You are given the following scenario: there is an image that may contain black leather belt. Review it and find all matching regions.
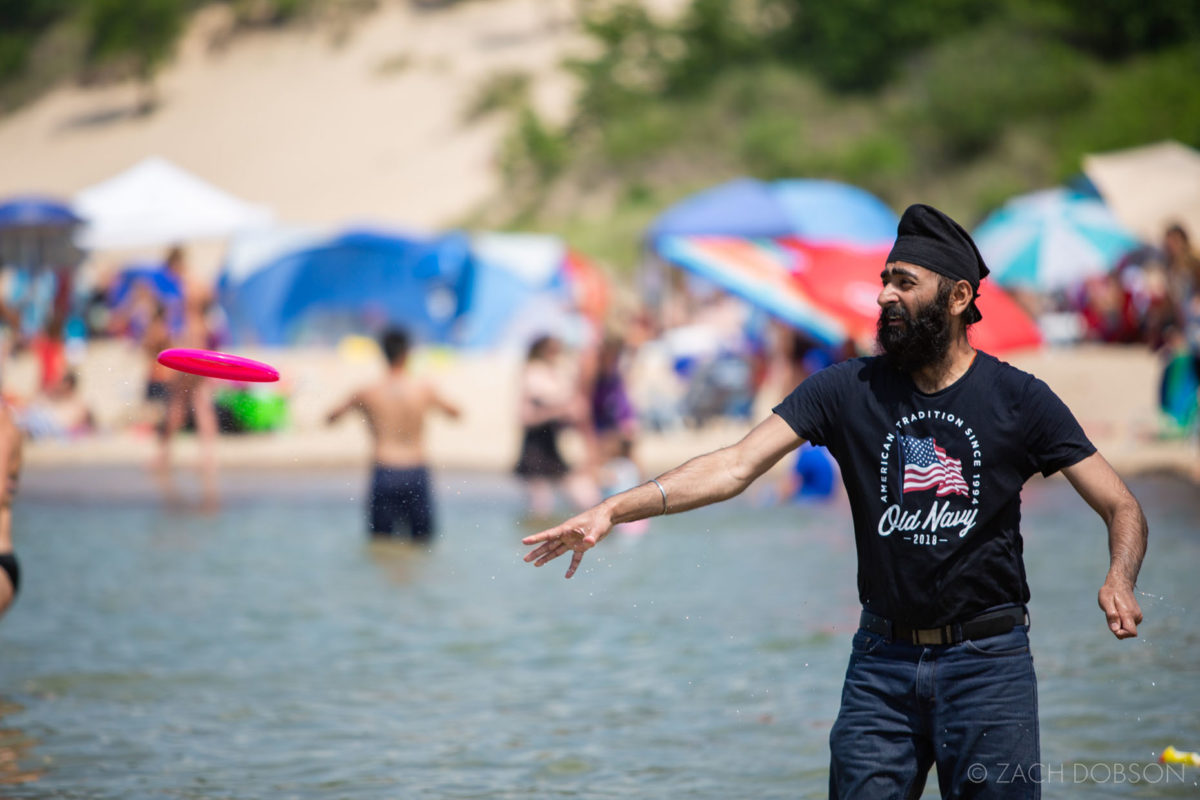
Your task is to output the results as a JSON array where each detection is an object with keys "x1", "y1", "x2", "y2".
[{"x1": 859, "y1": 605, "x2": 1029, "y2": 646}]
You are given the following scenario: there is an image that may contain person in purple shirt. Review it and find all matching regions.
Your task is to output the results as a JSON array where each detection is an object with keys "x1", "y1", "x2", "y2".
[{"x1": 590, "y1": 335, "x2": 637, "y2": 457}]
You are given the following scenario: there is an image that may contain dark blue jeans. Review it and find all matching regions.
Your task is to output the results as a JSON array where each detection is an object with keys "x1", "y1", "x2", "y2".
[{"x1": 828, "y1": 623, "x2": 1039, "y2": 799}]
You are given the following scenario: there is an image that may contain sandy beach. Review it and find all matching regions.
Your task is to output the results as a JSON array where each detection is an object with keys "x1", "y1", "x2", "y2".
[{"x1": 8, "y1": 338, "x2": 1196, "y2": 482}]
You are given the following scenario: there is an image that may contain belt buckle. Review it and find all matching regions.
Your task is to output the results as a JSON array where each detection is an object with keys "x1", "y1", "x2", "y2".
[{"x1": 913, "y1": 627, "x2": 945, "y2": 646}]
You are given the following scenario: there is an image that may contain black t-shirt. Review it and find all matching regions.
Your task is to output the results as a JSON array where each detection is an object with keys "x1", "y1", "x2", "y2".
[{"x1": 773, "y1": 352, "x2": 1096, "y2": 626}]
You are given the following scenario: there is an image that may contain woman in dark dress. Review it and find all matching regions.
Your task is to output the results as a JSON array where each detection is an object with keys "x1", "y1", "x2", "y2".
[{"x1": 514, "y1": 335, "x2": 595, "y2": 517}]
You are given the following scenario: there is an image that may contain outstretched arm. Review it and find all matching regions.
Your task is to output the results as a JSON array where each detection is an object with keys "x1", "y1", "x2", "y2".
[
  {"x1": 1062, "y1": 452, "x2": 1148, "y2": 639},
  {"x1": 326, "y1": 393, "x2": 361, "y2": 426},
  {"x1": 428, "y1": 384, "x2": 462, "y2": 420},
  {"x1": 522, "y1": 413, "x2": 803, "y2": 577}
]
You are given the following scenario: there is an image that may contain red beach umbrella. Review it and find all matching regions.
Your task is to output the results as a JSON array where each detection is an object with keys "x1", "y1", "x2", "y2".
[{"x1": 781, "y1": 240, "x2": 1041, "y2": 354}]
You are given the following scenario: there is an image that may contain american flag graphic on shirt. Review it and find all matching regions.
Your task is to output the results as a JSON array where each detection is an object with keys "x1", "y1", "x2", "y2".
[{"x1": 900, "y1": 435, "x2": 969, "y2": 497}]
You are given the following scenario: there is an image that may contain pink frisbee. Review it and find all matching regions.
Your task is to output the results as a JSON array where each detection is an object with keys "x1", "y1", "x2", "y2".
[{"x1": 157, "y1": 348, "x2": 280, "y2": 382}]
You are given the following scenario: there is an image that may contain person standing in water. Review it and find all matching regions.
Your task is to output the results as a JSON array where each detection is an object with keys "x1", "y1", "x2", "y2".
[
  {"x1": 327, "y1": 328, "x2": 461, "y2": 541},
  {"x1": 155, "y1": 291, "x2": 221, "y2": 511},
  {"x1": 521, "y1": 204, "x2": 1148, "y2": 798},
  {"x1": 0, "y1": 404, "x2": 23, "y2": 619},
  {"x1": 513, "y1": 334, "x2": 597, "y2": 518}
]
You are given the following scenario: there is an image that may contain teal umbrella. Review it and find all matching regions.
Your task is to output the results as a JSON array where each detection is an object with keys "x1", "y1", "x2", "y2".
[{"x1": 973, "y1": 188, "x2": 1141, "y2": 291}]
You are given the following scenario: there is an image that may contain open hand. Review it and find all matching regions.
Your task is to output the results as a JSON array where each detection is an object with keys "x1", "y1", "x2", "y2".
[{"x1": 521, "y1": 506, "x2": 613, "y2": 578}]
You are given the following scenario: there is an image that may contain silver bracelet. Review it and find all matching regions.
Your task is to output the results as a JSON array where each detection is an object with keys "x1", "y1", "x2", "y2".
[{"x1": 650, "y1": 478, "x2": 668, "y2": 516}]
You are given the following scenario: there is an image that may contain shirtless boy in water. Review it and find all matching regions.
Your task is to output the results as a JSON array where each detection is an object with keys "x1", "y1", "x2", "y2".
[{"x1": 327, "y1": 328, "x2": 461, "y2": 541}]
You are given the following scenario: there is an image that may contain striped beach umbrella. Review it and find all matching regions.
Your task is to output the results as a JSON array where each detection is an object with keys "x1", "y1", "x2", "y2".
[
  {"x1": 972, "y1": 188, "x2": 1141, "y2": 291},
  {"x1": 782, "y1": 241, "x2": 1042, "y2": 354},
  {"x1": 655, "y1": 235, "x2": 847, "y2": 345}
]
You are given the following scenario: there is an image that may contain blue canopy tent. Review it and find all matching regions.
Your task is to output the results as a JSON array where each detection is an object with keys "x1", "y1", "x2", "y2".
[
  {"x1": 108, "y1": 263, "x2": 183, "y2": 307},
  {"x1": 219, "y1": 228, "x2": 475, "y2": 346},
  {"x1": 454, "y1": 232, "x2": 582, "y2": 350},
  {"x1": 105, "y1": 260, "x2": 186, "y2": 336}
]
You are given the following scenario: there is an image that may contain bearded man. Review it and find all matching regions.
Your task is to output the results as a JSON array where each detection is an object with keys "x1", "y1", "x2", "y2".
[{"x1": 520, "y1": 203, "x2": 1148, "y2": 799}]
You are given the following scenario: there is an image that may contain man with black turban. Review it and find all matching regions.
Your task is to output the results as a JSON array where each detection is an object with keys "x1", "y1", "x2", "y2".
[{"x1": 520, "y1": 203, "x2": 1148, "y2": 798}]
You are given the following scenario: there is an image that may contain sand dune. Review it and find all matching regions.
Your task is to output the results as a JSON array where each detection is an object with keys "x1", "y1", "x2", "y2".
[{"x1": 0, "y1": 0, "x2": 589, "y2": 241}]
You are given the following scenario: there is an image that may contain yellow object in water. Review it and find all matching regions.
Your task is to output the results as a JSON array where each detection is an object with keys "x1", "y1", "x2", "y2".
[{"x1": 1159, "y1": 745, "x2": 1200, "y2": 765}]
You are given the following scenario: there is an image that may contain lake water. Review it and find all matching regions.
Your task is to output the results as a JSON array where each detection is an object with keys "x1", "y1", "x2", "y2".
[{"x1": 1, "y1": 466, "x2": 1197, "y2": 798}]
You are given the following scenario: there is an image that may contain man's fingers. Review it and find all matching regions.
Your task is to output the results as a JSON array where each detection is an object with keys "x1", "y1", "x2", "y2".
[
  {"x1": 1116, "y1": 598, "x2": 1142, "y2": 639},
  {"x1": 523, "y1": 540, "x2": 556, "y2": 563},
  {"x1": 1119, "y1": 607, "x2": 1139, "y2": 637},
  {"x1": 1102, "y1": 599, "x2": 1123, "y2": 634},
  {"x1": 533, "y1": 543, "x2": 567, "y2": 567},
  {"x1": 1100, "y1": 589, "x2": 1144, "y2": 639},
  {"x1": 1103, "y1": 602, "x2": 1136, "y2": 639},
  {"x1": 1104, "y1": 605, "x2": 1118, "y2": 630},
  {"x1": 521, "y1": 518, "x2": 601, "y2": 575},
  {"x1": 520, "y1": 527, "x2": 576, "y2": 566},
  {"x1": 522, "y1": 526, "x2": 566, "y2": 546},
  {"x1": 522, "y1": 546, "x2": 546, "y2": 564}
]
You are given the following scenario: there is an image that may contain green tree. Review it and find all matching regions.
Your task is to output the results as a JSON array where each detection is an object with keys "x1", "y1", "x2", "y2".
[
  {"x1": 568, "y1": 3, "x2": 669, "y2": 124},
  {"x1": 661, "y1": 0, "x2": 765, "y2": 95},
  {"x1": 770, "y1": 0, "x2": 991, "y2": 92},
  {"x1": 86, "y1": 0, "x2": 186, "y2": 110},
  {"x1": 0, "y1": 0, "x2": 74, "y2": 82},
  {"x1": 1053, "y1": 46, "x2": 1200, "y2": 175},
  {"x1": 1041, "y1": 0, "x2": 1200, "y2": 60},
  {"x1": 913, "y1": 26, "x2": 1094, "y2": 158},
  {"x1": 232, "y1": 0, "x2": 313, "y2": 27}
]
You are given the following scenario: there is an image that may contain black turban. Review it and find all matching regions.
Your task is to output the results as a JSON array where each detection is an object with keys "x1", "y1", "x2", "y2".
[{"x1": 886, "y1": 204, "x2": 989, "y2": 323}]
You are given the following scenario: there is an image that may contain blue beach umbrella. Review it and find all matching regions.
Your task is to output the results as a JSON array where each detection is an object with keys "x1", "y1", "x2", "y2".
[
  {"x1": 771, "y1": 179, "x2": 899, "y2": 246},
  {"x1": 0, "y1": 194, "x2": 84, "y2": 270},
  {"x1": 647, "y1": 178, "x2": 796, "y2": 240},
  {"x1": 0, "y1": 195, "x2": 82, "y2": 229},
  {"x1": 647, "y1": 178, "x2": 898, "y2": 247},
  {"x1": 972, "y1": 188, "x2": 1141, "y2": 291}
]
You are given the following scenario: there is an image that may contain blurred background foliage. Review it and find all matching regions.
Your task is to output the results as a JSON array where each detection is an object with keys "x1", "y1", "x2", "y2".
[
  {"x1": 2, "y1": 0, "x2": 1199, "y2": 268},
  {"x1": 0, "y1": 0, "x2": 322, "y2": 110},
  {"x1": 493, "y1": 0, "x2": 1200, "y2": 266}
]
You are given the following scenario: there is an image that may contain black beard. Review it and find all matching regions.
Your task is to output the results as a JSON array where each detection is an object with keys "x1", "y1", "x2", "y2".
[{"x1": 876, "y1": 285, "x2": 953, "y2": 373}]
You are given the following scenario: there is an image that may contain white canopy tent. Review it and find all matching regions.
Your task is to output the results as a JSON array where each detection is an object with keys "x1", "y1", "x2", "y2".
[
  {"x1": 1083, "y1": 140, "x2": 1200, "y2": 243},
  {"x1": 74, "y1": 156, "x2": 274, "y2": 251}
]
